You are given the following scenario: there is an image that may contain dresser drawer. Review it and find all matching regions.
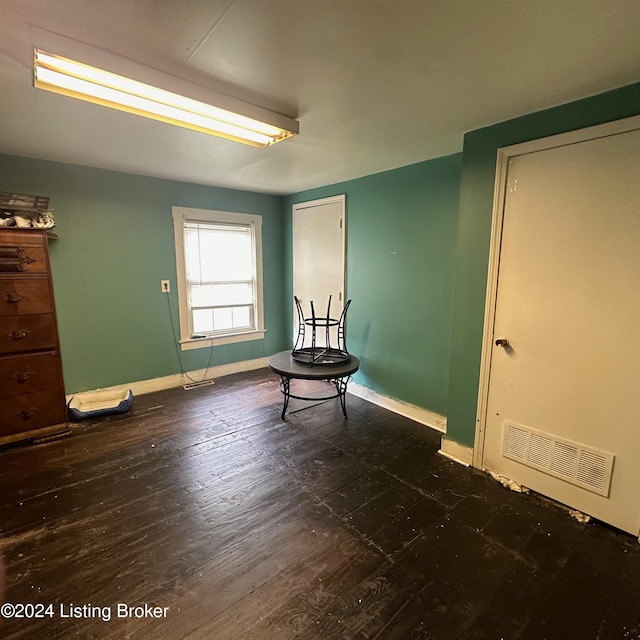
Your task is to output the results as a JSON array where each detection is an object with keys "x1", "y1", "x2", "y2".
[
  {"x1": 0, "y1": 246, "x2": 48, "y2": 273},
  {"x1": 0, "y1": 278, "x2": 52, "y2": 316},
  {"x1": 0, "y1": 315, "x2": 57, "y2": 354},
  {"x1": 0, "y1": 389, "x2": 67, "y2": 438},
  {"x1": 0, "y1": 229, "x2": 45, "y2": 247},
  {"x1": 0, "y1": 351, "x2": 62, "y2": 396}
]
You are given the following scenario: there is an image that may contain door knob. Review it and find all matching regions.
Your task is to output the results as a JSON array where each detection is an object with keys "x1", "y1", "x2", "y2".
[{"x1": 495, "y1": 337, "x2": 510, "y2": 348}]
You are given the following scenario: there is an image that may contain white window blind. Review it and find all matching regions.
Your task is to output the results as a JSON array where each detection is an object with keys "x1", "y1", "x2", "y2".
[
  {"x1": 184, "y1": 221, "x2": 257, "y2": 335},
  {"x1": 172, "y1": 206, "x2": 264, "y2": 350}
]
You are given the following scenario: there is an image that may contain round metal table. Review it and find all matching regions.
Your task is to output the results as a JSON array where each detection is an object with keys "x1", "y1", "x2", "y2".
[{"x1": 268, "y1": 350, "x2": 360, "y2": 419}]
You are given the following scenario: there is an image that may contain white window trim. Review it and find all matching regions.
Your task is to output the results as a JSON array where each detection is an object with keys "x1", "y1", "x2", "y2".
[{"x1": 172, "y1": 206, "x2": 266, "y2": 351}]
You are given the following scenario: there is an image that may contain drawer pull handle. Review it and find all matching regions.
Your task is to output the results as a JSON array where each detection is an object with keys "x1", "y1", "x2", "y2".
[
  {"x1": 13, "y1": 371, "x2": 34, "y2": 382},
  {"x1": 0, "y1": 248, "x2": 36, "y2": 272},
  {"x1": 9, "y1": 329, "x2": 30, "y2": 340},
  {"x1": 5, "y1": 293, "x2": 23, "y2": 303},
  {"x1": 17, "y1": 408, "x2": 38, "y2": 420}
]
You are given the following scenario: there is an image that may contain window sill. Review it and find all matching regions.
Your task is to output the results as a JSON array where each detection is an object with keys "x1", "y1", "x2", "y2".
[{"x1": 179, "y1": 329, "x2": 266, "y2": 351}]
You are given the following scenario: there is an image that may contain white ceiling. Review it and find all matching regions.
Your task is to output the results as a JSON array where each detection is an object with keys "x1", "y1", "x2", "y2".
[{"x1": 0, "y1": 0, "x2": 639, "y2": 195}]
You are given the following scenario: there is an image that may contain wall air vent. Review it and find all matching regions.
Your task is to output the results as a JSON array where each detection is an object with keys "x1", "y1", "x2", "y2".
[{"x1": 502, "y1": 421, "x2": 614, "y2": 497}]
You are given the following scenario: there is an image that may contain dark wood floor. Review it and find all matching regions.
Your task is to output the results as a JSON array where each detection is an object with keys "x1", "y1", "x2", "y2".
[{"x1": 1, "y1": 368, "x2": 639, "y2": 639}]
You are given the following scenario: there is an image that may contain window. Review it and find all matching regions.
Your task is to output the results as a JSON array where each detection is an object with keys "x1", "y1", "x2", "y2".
[{"x1": 172, "y1": 207, "x2": 265, "y2": 350}]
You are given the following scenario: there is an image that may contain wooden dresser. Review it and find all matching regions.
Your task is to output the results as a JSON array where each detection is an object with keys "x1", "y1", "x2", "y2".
[{"x1": 0, "y1": 228, "x2": 68, "y2": 445}]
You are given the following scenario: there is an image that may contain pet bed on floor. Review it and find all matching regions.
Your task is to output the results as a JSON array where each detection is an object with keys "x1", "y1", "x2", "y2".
[{"x1": 68, "y1": 388, "x2": 133, "y2": 421}]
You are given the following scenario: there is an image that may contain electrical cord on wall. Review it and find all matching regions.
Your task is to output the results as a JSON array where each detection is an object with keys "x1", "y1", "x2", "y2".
[{"x1": 165, "y1": 292, "x2": 215, "y2": 384}]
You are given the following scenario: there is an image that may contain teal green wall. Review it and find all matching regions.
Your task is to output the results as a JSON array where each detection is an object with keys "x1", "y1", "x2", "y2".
[
  {"x1": 285, "y1": 154, "x2": 462, "y2": 417},
  {"x1": 0, "y1": 155, "x2": 288, "y2": 393},
  {"x1": 447, "y1": 82, "x2": 640, "y2": 447}
]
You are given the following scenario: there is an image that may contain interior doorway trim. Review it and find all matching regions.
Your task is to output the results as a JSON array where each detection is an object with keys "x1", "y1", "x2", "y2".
[{"x1": 472, "y1": 114, "x2": 640, "y2": 470}]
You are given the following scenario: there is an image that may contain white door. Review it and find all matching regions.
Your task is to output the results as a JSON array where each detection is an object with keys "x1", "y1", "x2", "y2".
[
  {"x1": 292, "y1": 195, "x2": 345, "y2": 348},
  {"x1": 481, "y1": 122, "x2": 640, "y2": 535}
]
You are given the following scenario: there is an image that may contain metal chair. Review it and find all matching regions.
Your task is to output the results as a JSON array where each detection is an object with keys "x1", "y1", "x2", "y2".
[{"x1": 291, "y1": 295, "x2": 352, "y2": 366}]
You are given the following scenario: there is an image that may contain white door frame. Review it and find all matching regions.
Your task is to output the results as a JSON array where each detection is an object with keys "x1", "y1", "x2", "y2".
[
  {"x1": 473, "y1": 114, "x2": 640, "y2": 470},
  {"x1": 292, "y1": 193, "x2": 346, "y2": 304}
]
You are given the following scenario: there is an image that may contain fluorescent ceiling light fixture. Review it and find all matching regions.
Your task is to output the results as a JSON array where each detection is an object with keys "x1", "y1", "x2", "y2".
[{"x1": 33, "y1": 49, "x2": 298, "y2": 147}]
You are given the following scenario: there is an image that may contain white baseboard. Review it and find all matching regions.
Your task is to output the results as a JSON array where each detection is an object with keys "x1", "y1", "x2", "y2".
[
  {"x1": 348, "y1": 382, "x2": 446, "y2": 433},
  {"x1": 66, "y1": 357, "x2": 269, "y2": 402},
  {"x1": 438, "y1": 436, "x2": 473, "y2": 467}
]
